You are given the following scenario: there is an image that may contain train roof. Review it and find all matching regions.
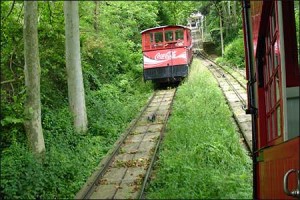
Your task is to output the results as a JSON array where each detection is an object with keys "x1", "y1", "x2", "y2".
[{"x1": 140, "y1": 25, "x2": 190, "y2": 34}]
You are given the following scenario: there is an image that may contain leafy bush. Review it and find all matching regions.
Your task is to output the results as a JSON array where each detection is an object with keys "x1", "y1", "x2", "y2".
[
  {"x1": 0, "y1": 2, "x2": 156, "y2": 198},
  {"x1": 146, "y1": 59, "x2": 252, "y2": 199},
  {"x1": 0, "y1": 1, "x2": 200, "y2": 198},
  {"x1": 216, "y1": 30, "x2": 245, "y2": 68}
]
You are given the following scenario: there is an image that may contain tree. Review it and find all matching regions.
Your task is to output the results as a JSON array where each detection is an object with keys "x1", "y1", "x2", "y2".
[
  {"x1": 93, "y1": 1, "x2": 99, "y2": 32},
  {"x1": 23, "y1": 1, "x2": 45, "y2": 155},
  {"x1": 213, "y1": 1, "x2": 224, "y2": 57},
  {"x1": 64, "y1": 1, "x2": 88, "y2": 133}
]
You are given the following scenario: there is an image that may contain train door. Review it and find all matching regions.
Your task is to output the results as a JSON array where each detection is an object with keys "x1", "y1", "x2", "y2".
[
  {"x1": 164, "y1": 28, "x2": 186, "y2": 80},
  {"x1": 164, "y1": 30, "x2": 174, "y2": 79},
  {"x1": 253, "y1": 1, "x2": 300, "y2": 199}
]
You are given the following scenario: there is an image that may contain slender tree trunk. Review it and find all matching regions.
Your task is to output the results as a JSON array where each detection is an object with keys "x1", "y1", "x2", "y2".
[
  {"x1": 23, "y1": 1, "x2": 45, "y2": 155},
  {"x1": 228, "y1": 1, "x2": 231, "y2": 17},
  {"x1": 232, "y1": 1, "x2": 237, "y2": 28},
  {"x1": 64, "y1": 1, "x2": 88, "y2": 133},
  {"x1": 201, "y1": 16, "x2": 204, "y2": 41},
  {"x1": 94, "y1": 1, "x2": 99, "y2": 32},
  {"x1": 219, "y1": 14, "x2": 224, "y2": 57},
  {"x1": 222, "y1": 2, "x2": 228, "y2": 37}
]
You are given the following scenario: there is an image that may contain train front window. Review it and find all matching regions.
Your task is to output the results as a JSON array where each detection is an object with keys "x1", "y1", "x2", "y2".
[
  {"x1": 165, "y1": 31, "x2": 174, "y2": 42},
  {"x1": 149, "y1": 33, "x2": 154, "y2": 43},
  {"x1": 175, "y1": 30, "x2": 184, "y2": 40},
  {"x1": 154, "y1": 32, "x2": 163, "y2": 43}
]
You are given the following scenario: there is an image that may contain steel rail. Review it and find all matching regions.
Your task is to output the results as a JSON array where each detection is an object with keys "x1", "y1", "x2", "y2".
[
  {"x1": 78, "y1": 91, "x2": 158, "y2": 199},
  {"x1": 199, "y1": 54, "x2": 252, "y2": 153},
  {"x1": 199, "y1": 52, "x2": 247, "y2": 90},
  {"x1": 198, "y1": 52, "x2": 247, "y2": 108},
  {"x1": 138, "y1": 89, "x2": 177, "y2": 199}
]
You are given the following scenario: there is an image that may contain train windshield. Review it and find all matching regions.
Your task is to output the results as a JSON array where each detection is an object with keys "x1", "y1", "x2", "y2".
[
  {"x1": 165, "y1": 31, "x2": 173, "y2": 41},
  {"x1": 154, "y1": 32, "x2": 163, "y2": 43},
  {"x1": 175, "y1": 30, "x2": 184, "y2": 40}
]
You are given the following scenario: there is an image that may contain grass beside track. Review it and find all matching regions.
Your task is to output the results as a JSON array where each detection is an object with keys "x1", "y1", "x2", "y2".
[{"x1": 146, "y1": 58, "x2": 252, "y2": 199}]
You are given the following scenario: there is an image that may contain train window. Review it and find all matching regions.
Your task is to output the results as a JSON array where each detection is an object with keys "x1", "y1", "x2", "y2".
[
  {"x1": 263, "y1": 3, "x2": 282, "y2": 144},
  {"x1": 165, "y1": 31, "x2": 173, "y2": 42},
  {"x1": 277, "y1": 106, "x2": 281, "y2": 136},
  {"x1": 270, "y1": 8, "x2": 276, "y2": 36},
  {"x1": 149, "y1": 33, "x2": 154, "y2": 43},
  {"x1": 175, "y1": 30, "x2": 184, "y2": 40},
  {"x1": 154, "y1": 32, "x2": 163, "y2": 43},
  {"x1": 267, "y1": 89, "x2": 270, "y2": 112},
  {"x1": 275, "y1": 73, "x2": 280, "y2": 101}
]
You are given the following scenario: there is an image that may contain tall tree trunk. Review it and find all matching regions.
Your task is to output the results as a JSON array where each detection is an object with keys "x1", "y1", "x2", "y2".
[
  {"x1": 228, "y1": 1, "x2": 231, "y2": 16},
  {"x1": 232, "y1": 1, "x2": 237, "y2": 28},
  {"x1": 23, "y1": 1, "x2": 45, "y2": 155},
  {"x1": 222, "y1": 2, "x2": 228, "y2": 37},
  {"x1": 219, "y1": 14, "x2": 224, "y2": 57},
  {"x1": 201, "y1": 16, "x2": 204, "y2": 41},
  {"x1": 94, "y1": 1, "x2": 99, "y2": 32},
  {"x1": 64, "y1": 1, "x2": 88, "y2": 133}
]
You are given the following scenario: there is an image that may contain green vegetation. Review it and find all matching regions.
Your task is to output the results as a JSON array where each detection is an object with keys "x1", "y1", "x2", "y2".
[
  {"x1": 1, "y1": 1, "x2": 252, "y2": 198},
  {"x1": 0, "y1": 1, "x2": 197, "y2": 198},
  {"x1": 216, "y1": 30, "x2": 245, "y2": 68},
  {"x1": 146, "y1": 59, "x2": 252, "y2": 199},
  {"x1": 196, "y1": 2, "x2": 245, "y2": 68}
]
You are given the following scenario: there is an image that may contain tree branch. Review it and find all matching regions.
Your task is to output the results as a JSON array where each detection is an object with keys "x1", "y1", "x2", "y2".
[
  {"x1": 2, "y1": 0, "x2": 15, "y2": 22},
  {"x1": 17, "y1": 2, "x2": 24, "y2": 22},
  {"x1": 47, "y1": 1, "x2": 53, "y2": 25}
]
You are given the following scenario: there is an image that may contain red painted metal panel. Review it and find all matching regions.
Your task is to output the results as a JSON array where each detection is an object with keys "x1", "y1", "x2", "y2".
[
  {"x1": 257, "y1": 87, "x2": 267, "y2": 149},
  {"x1": 143, "y1": 48, "x2": 187, "y2": 69},
  {"x1": 258, "y1": 138, "x2": 299, "y2": 199},
  {"x1": 243, "y1": 1, "x2": 300, "y2": 199}
]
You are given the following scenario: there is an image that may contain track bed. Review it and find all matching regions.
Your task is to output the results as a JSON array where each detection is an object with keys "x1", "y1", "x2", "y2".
[{"x1": 75, "y1": 89, "x2": 176, "y2": 199}]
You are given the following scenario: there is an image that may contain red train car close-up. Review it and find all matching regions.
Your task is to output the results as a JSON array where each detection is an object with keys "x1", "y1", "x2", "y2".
[
  {"x1": 141, "y1": 25, "x2": 193, "y2": 83},
  {"x1": 242, "y1": 0, "x2": 300, "y2": 199}
]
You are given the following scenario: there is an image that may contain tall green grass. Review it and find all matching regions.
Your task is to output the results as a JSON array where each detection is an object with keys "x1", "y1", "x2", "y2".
[{"x1": 146, "y1": 58, "x2": 252, "y2": 199}]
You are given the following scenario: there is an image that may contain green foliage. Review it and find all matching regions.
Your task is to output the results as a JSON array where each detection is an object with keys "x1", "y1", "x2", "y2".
[
  {"x1": 1, "y1": 1, "x2": 158, "y2": 198},
  {"x1": 197, "y1": 2, "x2": 243, "y2": 47},
  {"x1": 157, "y1": 1, "x2": 200, "y2": 25},
  {"x1": 146, "y1": 59, "x2": 252, "y2": 199},
  {"x1": 1, "y1": 114, "x2": 106, "y2": 199},
  {"x1": 216, "y1": 30, "x2": 245, "y2": 68}
]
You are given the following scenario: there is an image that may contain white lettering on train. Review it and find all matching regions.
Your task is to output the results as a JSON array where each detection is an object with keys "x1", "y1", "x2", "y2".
[{"x1": 154, "y1": 51, "x2": 177, "y2": 60}]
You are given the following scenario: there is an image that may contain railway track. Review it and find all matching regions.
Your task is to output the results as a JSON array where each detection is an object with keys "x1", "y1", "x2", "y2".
[
  {"x1": 199, "y1": 51, "x2": 247, "y2": 88},
  {"x1": 75, "y1": 89, "x2": 176, "y2": 199},
  {"x1": 198, "y1": 52, "x2": 252, "y2": 153}
]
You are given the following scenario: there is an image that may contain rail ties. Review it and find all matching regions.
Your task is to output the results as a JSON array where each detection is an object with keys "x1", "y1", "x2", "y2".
[
  {"x1": 198, "y1": 53, "x2": 252, "y2": 154},
  {"x1": 75, "y1": 89, "x2": 176, "y2": 199}
]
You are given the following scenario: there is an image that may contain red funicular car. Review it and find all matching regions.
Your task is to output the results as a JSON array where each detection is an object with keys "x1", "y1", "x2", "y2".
[
  {"x1": 141, "y1": 25, "x2": 193, "y2": 82},
  {"x1": 242, "y1": 0, "x2": 300, "y2": 199}
]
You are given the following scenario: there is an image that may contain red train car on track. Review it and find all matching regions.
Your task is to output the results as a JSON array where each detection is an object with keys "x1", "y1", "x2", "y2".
[
  {"x1": 141, "y1": 25, "x2": 193, "y2": 82},
  {"x1": 242, "y1": 0, "x2": 299, "y2": 199}
]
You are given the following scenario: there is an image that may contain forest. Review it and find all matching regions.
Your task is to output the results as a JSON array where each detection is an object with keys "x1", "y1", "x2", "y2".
[{"x1": 1, "y1": 1, "x2": 247, "y2": 198}]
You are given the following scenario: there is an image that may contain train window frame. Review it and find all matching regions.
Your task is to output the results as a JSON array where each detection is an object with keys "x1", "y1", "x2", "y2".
[
  {"x1": 149, "y1": 33, "x2": 154, "y2": 43},
  {"x1": 165, "y1": 31, "x2": 174, "y2": 42},
  {"x1": 154, "y1": 32, "x2": 163, "y2": 43},
  {"x1": 263, "y1": 3, "x2": 283, "y2": 145},
  {"x1": 175, "y1": 29, "x2": 184, "y2": 40}
]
